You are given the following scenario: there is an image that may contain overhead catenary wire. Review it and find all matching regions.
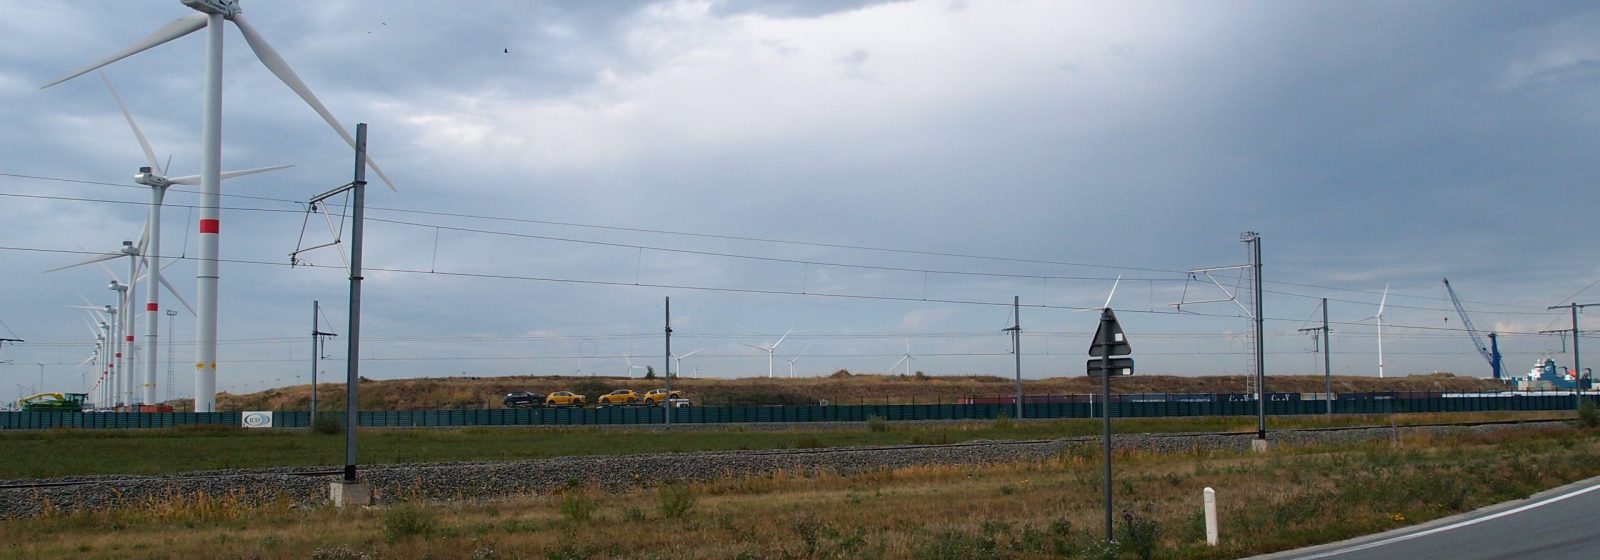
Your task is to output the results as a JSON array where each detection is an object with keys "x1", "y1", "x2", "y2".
[{"x1": 0, "y1": 170, "x2": 1554, "y2": 312}]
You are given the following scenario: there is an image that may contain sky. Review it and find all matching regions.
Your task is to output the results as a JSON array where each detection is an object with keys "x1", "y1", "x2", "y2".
[{"x1": 1, "y1": 0, "x2": 1598, "y2": 402}]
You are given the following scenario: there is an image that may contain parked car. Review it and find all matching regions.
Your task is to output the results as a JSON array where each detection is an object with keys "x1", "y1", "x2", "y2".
[
  {"x1": 641, "y1": 388, "x2": 685, "y2": 405},
  {"x1": 596, "y1": 389, "x2": 641, "y2": 406},
  {"x1": 544, "y1": 391, "x2": 587, "y2": 407},
  {"x1": 503, "y1": 391, "x2": 543, "y2": 408}
]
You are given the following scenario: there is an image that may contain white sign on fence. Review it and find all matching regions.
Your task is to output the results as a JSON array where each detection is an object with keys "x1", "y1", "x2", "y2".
[{"x1": 241, "y1": 411, "x2": 274, "y2": 428}]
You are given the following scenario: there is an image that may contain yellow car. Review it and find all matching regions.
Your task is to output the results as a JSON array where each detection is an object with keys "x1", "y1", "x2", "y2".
[
  {"x1": 640, "y1": 388, "x2": 685, "y2": 405},
  {"x1": 596, "y1": 389, "x2": 641, "y2": 406},
  {"x1": 544, "y1": 391, "x2": 587, "y2": 407}
]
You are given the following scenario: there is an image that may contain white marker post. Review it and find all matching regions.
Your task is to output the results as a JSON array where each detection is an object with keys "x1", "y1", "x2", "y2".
[{"x1": 1204, "y1": 487, "x2": 1219, "y2": 546}]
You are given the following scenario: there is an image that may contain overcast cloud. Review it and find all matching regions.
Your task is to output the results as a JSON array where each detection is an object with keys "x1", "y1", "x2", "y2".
[{"x1": 1, "y1": 1, "x2": 1597, "y2": 400}]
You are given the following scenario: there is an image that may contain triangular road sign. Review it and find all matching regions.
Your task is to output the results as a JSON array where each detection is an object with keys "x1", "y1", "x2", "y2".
[{"x1": 1089, "y1": 308, "x2": 1131, "y2": 357}]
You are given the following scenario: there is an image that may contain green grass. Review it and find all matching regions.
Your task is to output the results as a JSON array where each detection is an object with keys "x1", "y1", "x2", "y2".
[{"x1": 0, "y1": 411, "x2": 1564, "y2": 479}]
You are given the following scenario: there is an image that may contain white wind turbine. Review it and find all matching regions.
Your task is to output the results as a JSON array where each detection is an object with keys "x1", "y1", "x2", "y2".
[
  {"x1": 624, "y1": 355, "x2": 649, "y2": 377},
  {"x1": 888, "y1": 340, "x2": 917, "y2": 376},
  {"x1": 671, "y1": 348, "x2": 703, "y2": 379},
  {"x1": 1368, "y1": 285, "x2": 1389, "y2": 378},
  {"x1": 42, "y1": 0, "x2": 397, "y2": 412},
  {"x1": 103, "y1": 71, "x2": 283, "y2": 405},
  {"x1": 741, "y1": 328, "x2": 793, "y2": 378},
  {"x1": 785, "y1": 345, "x2": 812, "y2": 378}
]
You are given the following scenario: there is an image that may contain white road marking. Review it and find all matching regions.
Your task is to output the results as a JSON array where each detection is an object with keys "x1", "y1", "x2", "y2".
[{"x1": 1292, "y1": 480, "x2": 1600, "y2": 559}]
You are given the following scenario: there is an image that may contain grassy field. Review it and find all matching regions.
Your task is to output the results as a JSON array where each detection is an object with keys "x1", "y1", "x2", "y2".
[
  {"x1": 3, "y1": 420, "x2": 1597, "y2": 559},
  {"x1": 0, "y1": 411, "x2": 1566, "y2": 479}
]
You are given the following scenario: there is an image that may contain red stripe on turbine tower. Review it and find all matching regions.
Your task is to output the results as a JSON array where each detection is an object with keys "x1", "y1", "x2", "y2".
[
  {"x1": 127, "y1": 336, "x2": 135, "y2": 342},
  {"x1": 147, "y1": 303, "x2": 159, "y2": 311},
  {"x1": 199, "y1": 219, "x2": 220, "y2": 234}
]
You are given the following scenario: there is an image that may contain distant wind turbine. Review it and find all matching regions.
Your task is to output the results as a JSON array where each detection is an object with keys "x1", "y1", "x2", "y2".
[
  {"x1": 785, "y1": 345, "x2": 812, "y2": 378},
  {"x1": 741, "y1": 328, "x2": 793, "y2": 378},
  {"x1": 42, "y1": 0, "x2": 397, "y2": 412},
  {"x1": 888, "y1": 340, "x2": 917, "y2": 376},
  {"x1": 671, "y1": 348, "x2": 703, "y2": 378},
  {"x1": 1360, "y1": 284, "x2": 1390, "y2": 378}
]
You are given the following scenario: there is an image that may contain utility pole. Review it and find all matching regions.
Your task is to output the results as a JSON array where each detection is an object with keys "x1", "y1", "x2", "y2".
[
  {"x1": 1548, "y1": 303, "x2": 1596, "y2": 409},
  {"x1": 1299, "y1": 299, "x2": 1332, "y2": 415},
  {"x1": 301, "y1": 123, "x2": 369, "y2": 488},
  {"x1": 310, "y1": 300, "x2": 337, "y2": 429},
  {"x1": 1243, "y1": 231, "x2": 1266, "y2": 442},
  {"x1": 664, "y1": 296, "x2": 673, "y2": 427},
  {"x1": 1003, "y1": 296, "x2": 1022, "y2": 419}
]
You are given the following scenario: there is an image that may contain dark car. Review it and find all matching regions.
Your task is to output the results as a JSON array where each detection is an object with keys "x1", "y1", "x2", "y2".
[{"x1": 503, "y1": 391, "x2": 544, "y2": 408}]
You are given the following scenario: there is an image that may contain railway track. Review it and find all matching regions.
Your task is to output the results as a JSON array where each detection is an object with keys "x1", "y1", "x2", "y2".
[{"x1": 0, "y1": 417, "x2": 1565, "y2": 492}]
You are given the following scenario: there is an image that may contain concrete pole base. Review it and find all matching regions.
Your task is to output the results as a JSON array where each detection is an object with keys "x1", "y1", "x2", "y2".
[
  {"x1": 1251, "y1": 438, "x2": 1271, "y2": 453},
  {"x1": 330, "y1": 481, "x2": 373, "y2": 507}
]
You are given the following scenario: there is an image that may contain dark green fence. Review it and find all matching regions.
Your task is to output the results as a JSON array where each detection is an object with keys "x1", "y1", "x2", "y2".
[{"x1": 2, "y1": 394, "x2": 1591, "y2": 430}]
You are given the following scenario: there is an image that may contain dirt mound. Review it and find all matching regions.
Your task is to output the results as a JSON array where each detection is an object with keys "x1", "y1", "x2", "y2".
[{"x1": 195, "y1": 371, "x2": 1508, "y2": 411}]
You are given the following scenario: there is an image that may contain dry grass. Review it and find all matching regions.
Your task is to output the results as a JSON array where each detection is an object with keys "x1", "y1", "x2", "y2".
[
  {"x1": 200, "y1": 372, "x2": 1507, "y2": 411},
  {"x1": 7, "y1": 424, "x2": 1598, "y2": 559}
]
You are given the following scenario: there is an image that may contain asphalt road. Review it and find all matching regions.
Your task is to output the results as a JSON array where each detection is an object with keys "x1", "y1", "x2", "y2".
[{"x1": 1257, "y1": 476, "x2": 1600, "y2": 560}]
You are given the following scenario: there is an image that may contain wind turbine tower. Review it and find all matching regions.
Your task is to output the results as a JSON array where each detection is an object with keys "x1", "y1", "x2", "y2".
[{"x1": 740, "y1": 328, "x2": 792, "y2": 378}]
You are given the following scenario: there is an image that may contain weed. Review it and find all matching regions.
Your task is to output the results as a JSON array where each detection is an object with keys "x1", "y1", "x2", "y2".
[
  {"x1": 1579, "y1": 398, "x2": 1599, "y2": 428},
  {"x1": 656, "y1": 483, "x2": 696, "y2": 519},
  {"x1": 993, "y1": 412, "x2": 1014, "y2": 430},
  {"x1": 1118, "y1": 507, "x2": 1162, "y2": 560},
  {"x1": 795, "y1": 436, "x2": 826, "y2": 449},
  {"x1": 559, "y1": 493, "x2": 596, "y2": 523},
  {"x1": 623, "y1": 506, "x2": 645, "y2": 522},
  {"x1": 867, "y1": 415, "x2": 889, "y2": 432},
  {"x1": 382, "y1": 503, "x2": 437, "y2": 542}
]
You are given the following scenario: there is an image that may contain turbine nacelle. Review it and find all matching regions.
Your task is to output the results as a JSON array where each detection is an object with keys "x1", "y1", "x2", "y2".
[
  {"x1": 134, "y1": 166, "x2": 170, "y2": 189},
  {"x1": 181, "y1": 0, "x2": 240, "y2": 18}
]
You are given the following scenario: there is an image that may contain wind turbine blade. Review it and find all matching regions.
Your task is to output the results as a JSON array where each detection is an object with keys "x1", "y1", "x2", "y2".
[
  {"x1": 771, "y1": 328, "x2": 793, "y2": 351},
  {"x1": 157, "y1": 274, "x2": 196, "y2": 316},
  {"x1": 169, "y1": 164, "x2": 294, "y2": 185},
  {"x1": 45, "y1": 251, "x2": 124, "y2": 273},
  {"x1": 889, "y1": 356, "x2": 908, "y2": 372},
  {"x1": 99, "y1": 71, "x2": 162, "y2": 173},
  {"x1": 1377, "y1": 284, "x2": 1389, "y2": 316},
  {"x1": 1103, "y1": 274, "x2": 1122, "y2": 309},
  {"x1": 41, "y1": 14, "x2": 209, "y2": 89},
  {"x1": 739, "y1": 343, "x2": 767, "y2": 352},
  {"x1": 681, "y1": 348, "x2": 704, "y2": 358},
  {"x1": 232, "y1": 14, "x2": 397, "y2": 192}
]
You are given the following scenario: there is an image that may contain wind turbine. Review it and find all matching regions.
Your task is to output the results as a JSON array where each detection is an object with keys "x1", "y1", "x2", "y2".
[
  {"x1": 741, "y1": 328, "x2": 793, "y2": 378},
  {"x1": 785, "y1": 345, "x2": 811, "y2": 378},
  {"x1": 42, "y1": 0, "x2": 397, "y2": 412},
  {"x1": 623, "y1": 355, "x2": 648, "y2": 377},
  {"x1": 1360, "y1": 285, "x2": 1390, "y2": 379},
  {"x1": 671, "y1": 348, "x2": 703, "y2": 379},
  {"x1": 888, "y1": 340, "x2": 917, "y2": 376},
  {"x1": 52, "y1": 239, "x2": 194, "y2": 405},
  {"x1": 101, "y1": 71, "x2": 281, "y2": 406}
]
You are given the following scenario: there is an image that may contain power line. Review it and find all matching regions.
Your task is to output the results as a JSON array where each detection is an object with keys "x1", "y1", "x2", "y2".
[{"x1": 0, "y1": 170, "x2": 1562, "y2": 313}]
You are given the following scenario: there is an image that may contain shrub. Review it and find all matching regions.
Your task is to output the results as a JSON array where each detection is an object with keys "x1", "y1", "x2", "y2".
[
  {"x1": 560, "y1": 493, "x2": 596, "y2": 523},
  {"x1": 867, "y1": 415, "x2": 889, "y2": 432},
  {"x1": 1118, "y1": 508, "x2": 1162, "y2": 560},
  {"x1": 311, "y1": 413, "x2": 343, "y2": 435},
  {"x1": 656, "y1": 483, "x2": 696, "y2": 519},
  {"x1": 1579, "y1": 398, "x2": 1598, "y2": 428},
  {"x1": 382, "y1": 504, "x2": 437, "y2": 543}
]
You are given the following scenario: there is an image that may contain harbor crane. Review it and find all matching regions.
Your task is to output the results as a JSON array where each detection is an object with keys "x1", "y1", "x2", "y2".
[{"x1": 1443, "y1": 277, "x2": 1504, "y2": 380}]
